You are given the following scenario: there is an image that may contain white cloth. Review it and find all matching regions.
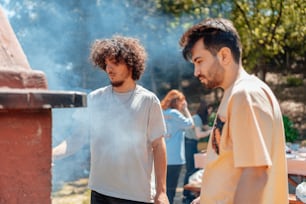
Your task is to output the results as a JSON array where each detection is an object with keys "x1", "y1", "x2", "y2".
[
  {"x1": 296, "y1": 182, "x2": 306, "y2": 203},
  {"x1": 188, "y1": 169, "x2": 204, "y2": 185}
]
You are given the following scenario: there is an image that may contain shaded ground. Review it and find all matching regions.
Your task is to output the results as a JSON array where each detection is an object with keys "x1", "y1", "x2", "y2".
[{"x1": 52, "y1": 178, "x2": 89, "y2": 204}]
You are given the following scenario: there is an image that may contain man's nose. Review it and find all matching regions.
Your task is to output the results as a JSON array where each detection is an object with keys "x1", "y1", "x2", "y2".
[
  {"x1": 194, "y1": 66, "x2": 199, "y2": 77},
  {"x1": 106, "y1": 65, "x2": 113, "y2": 72}
]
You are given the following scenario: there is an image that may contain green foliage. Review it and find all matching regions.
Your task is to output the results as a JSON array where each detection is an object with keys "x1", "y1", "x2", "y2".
[
  {"x1": 208, "y1": 111, "x2": 216, "y2": 127},
  {"x1": 3, "y1": 0, "x2": 305, "y2": 96},
  {"x1": 155, "y1": 0, "x2": 209, "y2": 16},
  {"x1": 154, "y1": 0, "x2": 230, "y2": 31},
  {"x1": 231, "y1": 0, "x2": 306, "y2": 79},
  {"x1": 154, "y1": 0, "x2": 306, "y2": 81},
  {"x1": 283, "y1": 115, "x2": 299, "y2": 142},
  {"x1": 286, "y1": 76, "x2": 304, "y2": 87}
]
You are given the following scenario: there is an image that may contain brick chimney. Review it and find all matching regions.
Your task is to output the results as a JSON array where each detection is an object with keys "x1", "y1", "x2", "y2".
[{"x1": 0, "y1": 7, "x2": 86, "y2": 204}]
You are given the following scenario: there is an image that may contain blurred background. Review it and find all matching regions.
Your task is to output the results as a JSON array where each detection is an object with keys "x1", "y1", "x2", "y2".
[{"x1": 1, "y1": 0, "x2": 305, "y2": 203}]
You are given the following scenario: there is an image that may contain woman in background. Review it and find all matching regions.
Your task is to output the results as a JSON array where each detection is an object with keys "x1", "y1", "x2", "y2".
[
  {"x1": 183, "y1": 101, "x2": 212, "y2": 204},
  {"x1": 161, "y1": 89, "x2": 194, "y2": 204}
]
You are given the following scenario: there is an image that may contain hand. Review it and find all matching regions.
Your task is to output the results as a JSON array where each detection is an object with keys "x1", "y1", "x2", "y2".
[
  {"x1": 191, "y1": 196, "x2": 200, "y2": 204},
  {"x1": 181, "y1": 100, "x2": 190, "y2": 113},
  {"x1": 182, "y1": 100, "x2": 188, "y2": 109},
  {"x1": 154, "y1": 192, "x2": 169, "y2": 204}
]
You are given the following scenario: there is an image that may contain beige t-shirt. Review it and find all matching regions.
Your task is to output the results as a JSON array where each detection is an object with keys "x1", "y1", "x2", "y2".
[{"x1": 200, "y1": 71, "x2": 288, "y2": 204}]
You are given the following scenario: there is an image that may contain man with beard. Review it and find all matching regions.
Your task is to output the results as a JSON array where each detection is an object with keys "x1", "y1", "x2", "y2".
[
  {"x1": 53, "y1": 35, "x2": 169, "y2": 204},
  {"x1": 179, "y1": 18, "x2": 288, "y2": 204}
]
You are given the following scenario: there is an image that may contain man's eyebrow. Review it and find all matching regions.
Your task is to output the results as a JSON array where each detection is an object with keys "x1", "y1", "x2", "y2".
[{"x1": 193, "y1": 56, "x2": 201, "y2": 63}]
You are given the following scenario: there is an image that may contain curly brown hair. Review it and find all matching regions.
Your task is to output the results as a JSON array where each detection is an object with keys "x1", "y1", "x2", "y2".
[{"x1": 89, "y1": 35, "x2": 147, "y2": 80}]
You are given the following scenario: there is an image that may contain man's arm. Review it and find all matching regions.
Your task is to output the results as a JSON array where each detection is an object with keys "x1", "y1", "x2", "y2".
[
  {"x1": 52, "y1": 140, "x2": 68, "y2": 160},
  {"x1": 234, "y1": 166, "x2": 268, "y2": 204},
  {"x1": 52, "y1": 126, "x2": 88, "y2": 160},
  {"x1": 152, "y1": 136, "x2": 169, "y2": 204},
  {"x1": 194, "y1": 125, "x2": 211, "y2": 139}
]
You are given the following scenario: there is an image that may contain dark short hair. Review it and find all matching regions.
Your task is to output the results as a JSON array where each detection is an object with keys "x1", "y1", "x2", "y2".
[
  {"x1": 89, "y1": 35, "x2": 147, "y2": 80},
  {"x1": 179, "y1": 18, "x2": 242, "y2": 64}
]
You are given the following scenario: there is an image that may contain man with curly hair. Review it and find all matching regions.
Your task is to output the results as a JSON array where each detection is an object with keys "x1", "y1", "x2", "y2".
[
  {"x1": 179, "y1": 18, "x2": 288, "y2": 204},
  {"x1": 53, "y1": 35, "x2": 169, "y2": 204}
]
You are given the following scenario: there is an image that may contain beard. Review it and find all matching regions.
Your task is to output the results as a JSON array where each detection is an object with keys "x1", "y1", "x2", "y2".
[
  {"x1": 198, "y1": 77, "x2": 220, "y2": 89},
  {"x1": 199, "y1": 59, "x2": 224, "y2": 89},
  {"x1": 203, "y1": 78, "x2": 220, "y2": 89},
  {"x1": 111, "y1": 80, "x2": 124, "y2": 87}
]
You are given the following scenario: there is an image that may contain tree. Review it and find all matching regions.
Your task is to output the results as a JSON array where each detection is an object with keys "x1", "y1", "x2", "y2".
[
  {"x1": 152, "y1": 0, "x2": 306, "y2": 82},
  {"x1": 3, "y1": 0, "x2": 304, "y2": 97},
  {"x1": 231, "y1": 0, "x2": 306, "y2": 81}
]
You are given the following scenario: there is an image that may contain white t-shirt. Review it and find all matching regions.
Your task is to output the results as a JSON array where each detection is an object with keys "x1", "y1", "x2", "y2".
[{"x1": 71, "y1": 85, "x2": 166, "y2": 203}]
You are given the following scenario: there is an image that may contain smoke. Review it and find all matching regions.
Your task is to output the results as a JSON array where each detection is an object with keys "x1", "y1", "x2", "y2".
[{"x1": 0, "y1": 0, "x2": 194, "y2": 192}]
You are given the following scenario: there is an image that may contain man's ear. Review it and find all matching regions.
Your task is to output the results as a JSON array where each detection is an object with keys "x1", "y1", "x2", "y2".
[{"x1": 217, "y1": 47, "x2": 232, "y2": 65}]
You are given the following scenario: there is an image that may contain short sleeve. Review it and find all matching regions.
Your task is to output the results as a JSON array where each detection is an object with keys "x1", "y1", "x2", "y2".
[
  {"x1": 171, "y1": 109, "x2": 194, "y2": 129},
  {"x1": 194, "y1": 115, "x2": 203, "y2": 128},
  {"x1": 229, "y1": 90, "x2": 272, "y2": 167},
  {"x1": 147, "y1": 97, "x2": 167, "y2": 142}
]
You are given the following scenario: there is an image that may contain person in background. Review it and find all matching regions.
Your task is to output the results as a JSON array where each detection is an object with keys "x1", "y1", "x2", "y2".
[
  {"x1": 160, "y1": 89, "x2": 194, "y2": 204},
  {"x1": 179, "y1": 18, "x2": 288, "y2": 204},
  {"x1": 53, "y1": 35, "x2": 169, "y2": 204},
  {"x1": 182, "y1": 100, "x2": 212, "y2": 204}
]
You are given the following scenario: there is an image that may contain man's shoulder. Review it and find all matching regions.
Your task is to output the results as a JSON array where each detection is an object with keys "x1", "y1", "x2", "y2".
[
  {"x1": 230, "y1": 75, "x2": 278, "y2": 108},
  {"x1": 136, "y1": 85, "x2": 152, "y2": 94},
  {"x1": 231, "y1": 74, "x2": 268, "y2": 95},
  {"x1": 89, "y1": 86, "x2": 111, "y2": 98},
  {"x1": 136, "y1": 85, "x2": 159, "y2": 100}
]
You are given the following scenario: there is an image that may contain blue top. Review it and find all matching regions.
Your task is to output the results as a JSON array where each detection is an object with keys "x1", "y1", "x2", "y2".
[
  {"x1": 185, "y1": 114, "x2": 203, "y2": 140},
  {"x1": 163, "y1": 108, "x2": 193, "y2": 165}
]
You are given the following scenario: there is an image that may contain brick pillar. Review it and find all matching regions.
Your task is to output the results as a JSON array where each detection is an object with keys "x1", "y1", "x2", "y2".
[
  {"x1": 0, "y1": 109, "x2": 52, "y2": 204},
  {"x1": 0, "y1": 7, "x2": 86, "y2": 204}
]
